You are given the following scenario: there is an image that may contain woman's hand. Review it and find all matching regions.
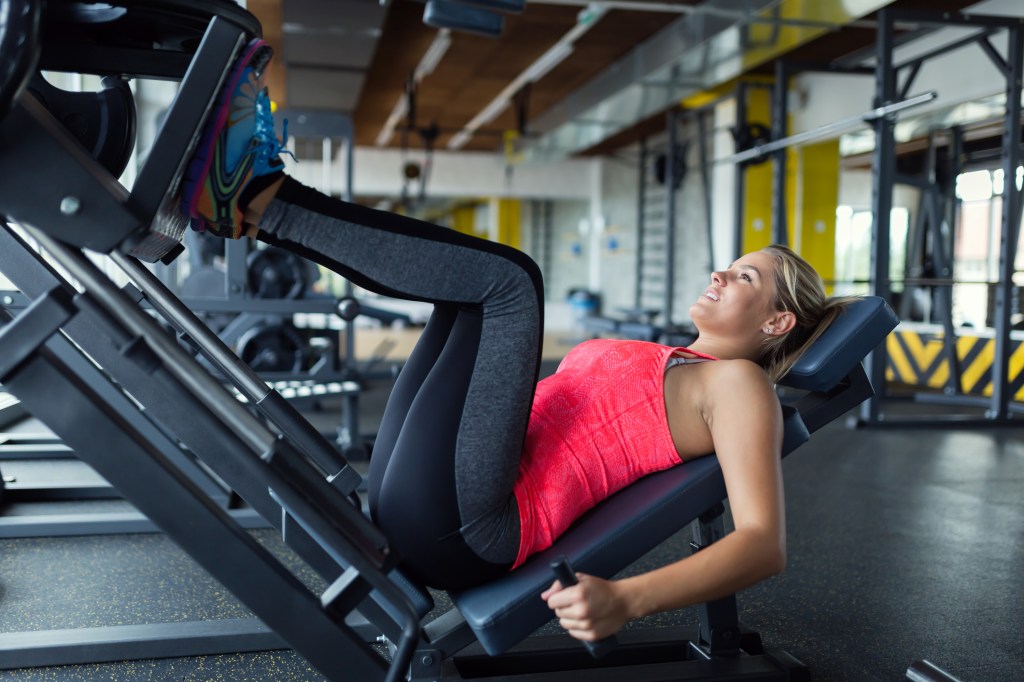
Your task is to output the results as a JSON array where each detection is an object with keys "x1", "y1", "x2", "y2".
[{"x1": 541, "y1": 573, "x2": 632, "y2": 641}]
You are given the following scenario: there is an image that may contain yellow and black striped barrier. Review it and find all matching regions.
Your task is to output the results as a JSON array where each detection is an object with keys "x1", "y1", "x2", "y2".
[{"x1": 886, "y1": 323, "x2": 1024, "y2": 401}]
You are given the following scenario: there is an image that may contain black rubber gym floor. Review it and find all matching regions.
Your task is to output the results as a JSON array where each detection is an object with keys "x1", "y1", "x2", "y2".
[{"x1": 1, "y1": 373, "x2": 1021, "y2": 681}]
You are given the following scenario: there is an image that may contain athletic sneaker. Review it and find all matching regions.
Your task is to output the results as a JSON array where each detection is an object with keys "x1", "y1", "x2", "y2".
[{"x1": 181, "y1": 39, "x2": 289, "y2": 239}]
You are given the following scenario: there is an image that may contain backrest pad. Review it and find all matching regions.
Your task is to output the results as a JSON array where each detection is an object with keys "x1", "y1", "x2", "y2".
[{"x1": 780, "y1": 296, "x2": 899, "y2": 392}]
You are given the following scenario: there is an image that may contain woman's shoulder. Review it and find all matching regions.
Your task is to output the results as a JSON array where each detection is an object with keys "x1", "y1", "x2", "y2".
[{"x1": 696, "y1": 358, "x2": 776, "y2": 399}]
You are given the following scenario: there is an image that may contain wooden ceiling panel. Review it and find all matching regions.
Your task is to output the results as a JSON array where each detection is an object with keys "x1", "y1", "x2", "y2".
[
  {"x1": 426, "y1": 6, "x2": 680, "y2": 152},
  {"x1": 381, "y1": 6, "x2": 580, "y2": 150},
  {"x1": 351, "y1": 0, "x2": 994, "y2": 157}
]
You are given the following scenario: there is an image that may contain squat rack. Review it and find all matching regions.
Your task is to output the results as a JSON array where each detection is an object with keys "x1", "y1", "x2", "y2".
[
  {"x1": 860, "y1": 8, "x2": 1024, "y2": 426},
  {"x1": 731, "y1": 8, "x2": 1024, "y2": 427}
]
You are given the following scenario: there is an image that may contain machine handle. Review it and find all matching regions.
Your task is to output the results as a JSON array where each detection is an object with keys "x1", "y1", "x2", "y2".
[{"x1": 550, "y1": 556, "x2": 618, "y2": 659}]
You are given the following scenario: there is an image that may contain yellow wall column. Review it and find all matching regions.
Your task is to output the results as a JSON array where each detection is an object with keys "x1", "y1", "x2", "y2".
[
  {"x1": 793, "y1": 140, "x2": 839, "y2": 293},
  {"x1": 742, "y1": 87, "x2": 774, "y2": 253},
  {"x1": 742, "y1": 84, "x2": 838, "y2": 288},
  {"x1": 451, "y1": 204, "x2": 477, "y2": 237},
  {"x1": 493, "y1": 198, "x2": 521, "y2": 249}
]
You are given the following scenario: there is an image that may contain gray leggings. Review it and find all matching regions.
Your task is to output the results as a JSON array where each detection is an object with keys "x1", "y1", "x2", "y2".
[{"x1": 257, "y1": 178, "x2": 543, "y2": 590}]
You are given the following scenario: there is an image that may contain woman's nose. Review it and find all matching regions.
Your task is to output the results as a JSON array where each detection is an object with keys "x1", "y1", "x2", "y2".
[{"x1": 711, "y1": 270, "x2": 725, "y2": 286}]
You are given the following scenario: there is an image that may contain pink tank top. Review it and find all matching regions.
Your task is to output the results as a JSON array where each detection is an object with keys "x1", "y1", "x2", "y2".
[{"x1": 511, "y1": 339, "x2": 716, "y2": 568}]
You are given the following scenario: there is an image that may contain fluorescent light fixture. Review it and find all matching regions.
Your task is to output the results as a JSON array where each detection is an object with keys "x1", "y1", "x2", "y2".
[
  {"x1": 416, "y1": 29, "x2": 452, "y2": 79},
  {"x1": 475, "y1": 97, "x2": 512, "y2": 127},
  {"x1": 375, "y1": 30, "x2": 452, "y2": 147},
  {"x1": 375, "y1": 96, "x2": 409, "y2": 146},
  {"x1": 521, "y1": 42, "x2": 574, "y2": 83},
  {"x1": 448, "y1": 7, "x2": 606, "y2": 150},
  {"x1": 448, "y1": 130, "x2": 472, "y2": 149}
]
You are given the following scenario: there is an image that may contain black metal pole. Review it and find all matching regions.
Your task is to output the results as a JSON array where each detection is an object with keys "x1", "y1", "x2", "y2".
[
  {"x1": 697, "y1": 110, "x2": 714, "y2": 274},
  {"x1": 924, "y1": 131, "x2": 962, "y2": 396},
  {"x1": 734, "y1": 82, "x2": 748, "y2": 261},
  {"x1": 664, "y1": 109, "x2": 678, "y2": 331},
  {"x1": 771, "y1": 60, "x2": 789, "y2": 246},
  {"x1": 990, "y1": 23, "x2": 1023, "y2": 420},
  {"x1": 636, "y1": 137, "x2": 647, "y2": 310},
  {"x1": 340, "y1": 131, "x2": 366, "y2": 457},
  {"x1": 862, "y1": 8, "x2": 896, "y2": 424}
]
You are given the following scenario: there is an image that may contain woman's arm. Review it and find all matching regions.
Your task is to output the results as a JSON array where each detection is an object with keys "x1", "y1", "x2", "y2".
[{"x1": 542, "y1": 360, "x2": 787, "y2": 641}]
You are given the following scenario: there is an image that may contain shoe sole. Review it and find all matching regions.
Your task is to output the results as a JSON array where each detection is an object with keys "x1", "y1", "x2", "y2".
[{"x1": 181, "y1": 39, "x2": 272, "y2": 225}]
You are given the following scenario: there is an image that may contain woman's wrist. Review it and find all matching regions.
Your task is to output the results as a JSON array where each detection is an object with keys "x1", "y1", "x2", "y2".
[{"x1": 614, "y1": 575, "x2": 652, "y2": 621}]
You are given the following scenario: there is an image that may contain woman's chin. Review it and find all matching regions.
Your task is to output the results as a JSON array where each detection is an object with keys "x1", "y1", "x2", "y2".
[{"x1": 689, "y1": 301, "x2": 708, "y2": 319}]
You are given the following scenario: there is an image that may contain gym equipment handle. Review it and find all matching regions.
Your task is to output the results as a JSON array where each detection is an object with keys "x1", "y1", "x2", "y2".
[{"x1": 550, "y1": 556, "x2": 618, "y2": 659}]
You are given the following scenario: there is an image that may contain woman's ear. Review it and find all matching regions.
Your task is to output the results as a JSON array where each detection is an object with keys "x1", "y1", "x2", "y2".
[{"x1": 767, "y1": 311, "x2": 796, "y2": 335}]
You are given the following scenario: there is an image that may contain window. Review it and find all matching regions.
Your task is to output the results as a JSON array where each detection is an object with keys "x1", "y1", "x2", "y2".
[{"x1": 834, "y1": 205, "x2": 908, "y2": 296}]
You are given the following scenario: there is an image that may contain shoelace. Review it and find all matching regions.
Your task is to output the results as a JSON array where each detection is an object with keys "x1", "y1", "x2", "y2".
[{"x1": 251, "y1": 89, "x2": 295, "y2": 168}]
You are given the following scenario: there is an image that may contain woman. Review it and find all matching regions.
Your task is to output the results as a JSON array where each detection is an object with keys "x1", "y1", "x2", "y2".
[{"x1": 180, "y1": 40, "x2": 849, "y2": 643}]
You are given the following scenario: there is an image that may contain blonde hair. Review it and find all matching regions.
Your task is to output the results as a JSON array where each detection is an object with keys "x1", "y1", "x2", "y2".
[{"x1": 759, "y1": 244, "x2": 854, "y2": 383}]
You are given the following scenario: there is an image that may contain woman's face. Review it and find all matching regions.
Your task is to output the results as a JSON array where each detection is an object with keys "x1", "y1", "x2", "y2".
[{"x1": 689, "y1": 250, "x2": 781, "y2": 336}]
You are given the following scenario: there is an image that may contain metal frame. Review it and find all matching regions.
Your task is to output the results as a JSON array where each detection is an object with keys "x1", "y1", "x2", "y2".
[
  {"x1": 0, "y1": 286, "x2": 394, "y2": 680},
  {"x1": 0, "y1": 61, "x2": 420, "y2": 668},
  {"x1": 636, "y1": 136, "x2": 648, "y2": 311},
  {"x1": 733, "y1": 81, "x2": 750, "y2": 261},
  {"x1": 859, "y1": 9, "x2": 1024, "y2": 427},
  {"x1": 897, "y1": 130, "x2": 962, "y2": 397},
  {"x1": 664, "y1": 108, "x2": 679, "y2": 331},
  {"x1": 750, "y1": 58, "x2": 929, "y2": 248},
  {"x1": 0, "y1": 9, "x2": 413, "y2": 676},
  {"x1": 168, "y1": 110, "x2": 378, "y2": 457},
  {"x1": 632, "y1": 133, "x2": 668, "y2": 335},
  {"x1": 616, "y1": 106, "x2": 715, "y2": 343},
  {"x1": 661, "y1": 106, "x2": 720, "y2": 338},
  {"x1": 0, "y1": 225, "x2": 268, "y2": 535},
  {"x1": 772, "y1": 60, "x2": 790, "y2": 246}
]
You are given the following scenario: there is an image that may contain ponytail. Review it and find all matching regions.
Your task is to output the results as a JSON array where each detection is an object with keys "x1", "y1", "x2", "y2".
[
  {"x1": 758, "y1": 245, "x2": 858, "y2": 384},
  {"x1": 762, "y1": 297, "x2": 856, "y2": 383}
]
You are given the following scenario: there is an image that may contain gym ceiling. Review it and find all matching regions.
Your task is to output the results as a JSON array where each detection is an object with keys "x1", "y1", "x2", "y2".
[{"x1": 250, "y1": 0, "x2": 979, "y2": 160}]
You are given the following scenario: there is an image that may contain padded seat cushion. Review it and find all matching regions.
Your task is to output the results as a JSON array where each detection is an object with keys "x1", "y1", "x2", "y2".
[{"x1": 451, "y1": 405, "x2": 809, "y2": 655}]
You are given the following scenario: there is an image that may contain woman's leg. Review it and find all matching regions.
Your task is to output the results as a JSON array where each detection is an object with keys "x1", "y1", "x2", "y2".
[
  {"x1": 256, "y1": 178, "x2": 543, "y2": 589},
  {"x1": 178, "y1": 38, "x2": 542, "y2": 589}
]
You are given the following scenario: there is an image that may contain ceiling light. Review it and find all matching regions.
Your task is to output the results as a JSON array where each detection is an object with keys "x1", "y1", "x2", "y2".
[
  {"x1": 520, "y1": 42, "x2": 574, "y2": 83},
  {"x1": 417, "y1": 30, "x2": 452, "y2": 79},
  {"x1": 448, "y1": 130, "x2": 472, "y2": 149},
  {"x1": 375, "y1": 97, "x2": 409, "y2": 147},
  {"x1": 474, "y1": 97, "x2": 512, "y2": 127}
]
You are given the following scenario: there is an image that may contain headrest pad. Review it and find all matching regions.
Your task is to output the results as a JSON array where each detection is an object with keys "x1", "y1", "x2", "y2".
[{"x1": 780, "y1": 296, "x2": 898, "y2": 392}]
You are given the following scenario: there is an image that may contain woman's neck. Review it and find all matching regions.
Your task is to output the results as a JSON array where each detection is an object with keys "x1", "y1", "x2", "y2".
[{"x1": 687, "y1": 335, "x2": 761, "y2": 363}]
